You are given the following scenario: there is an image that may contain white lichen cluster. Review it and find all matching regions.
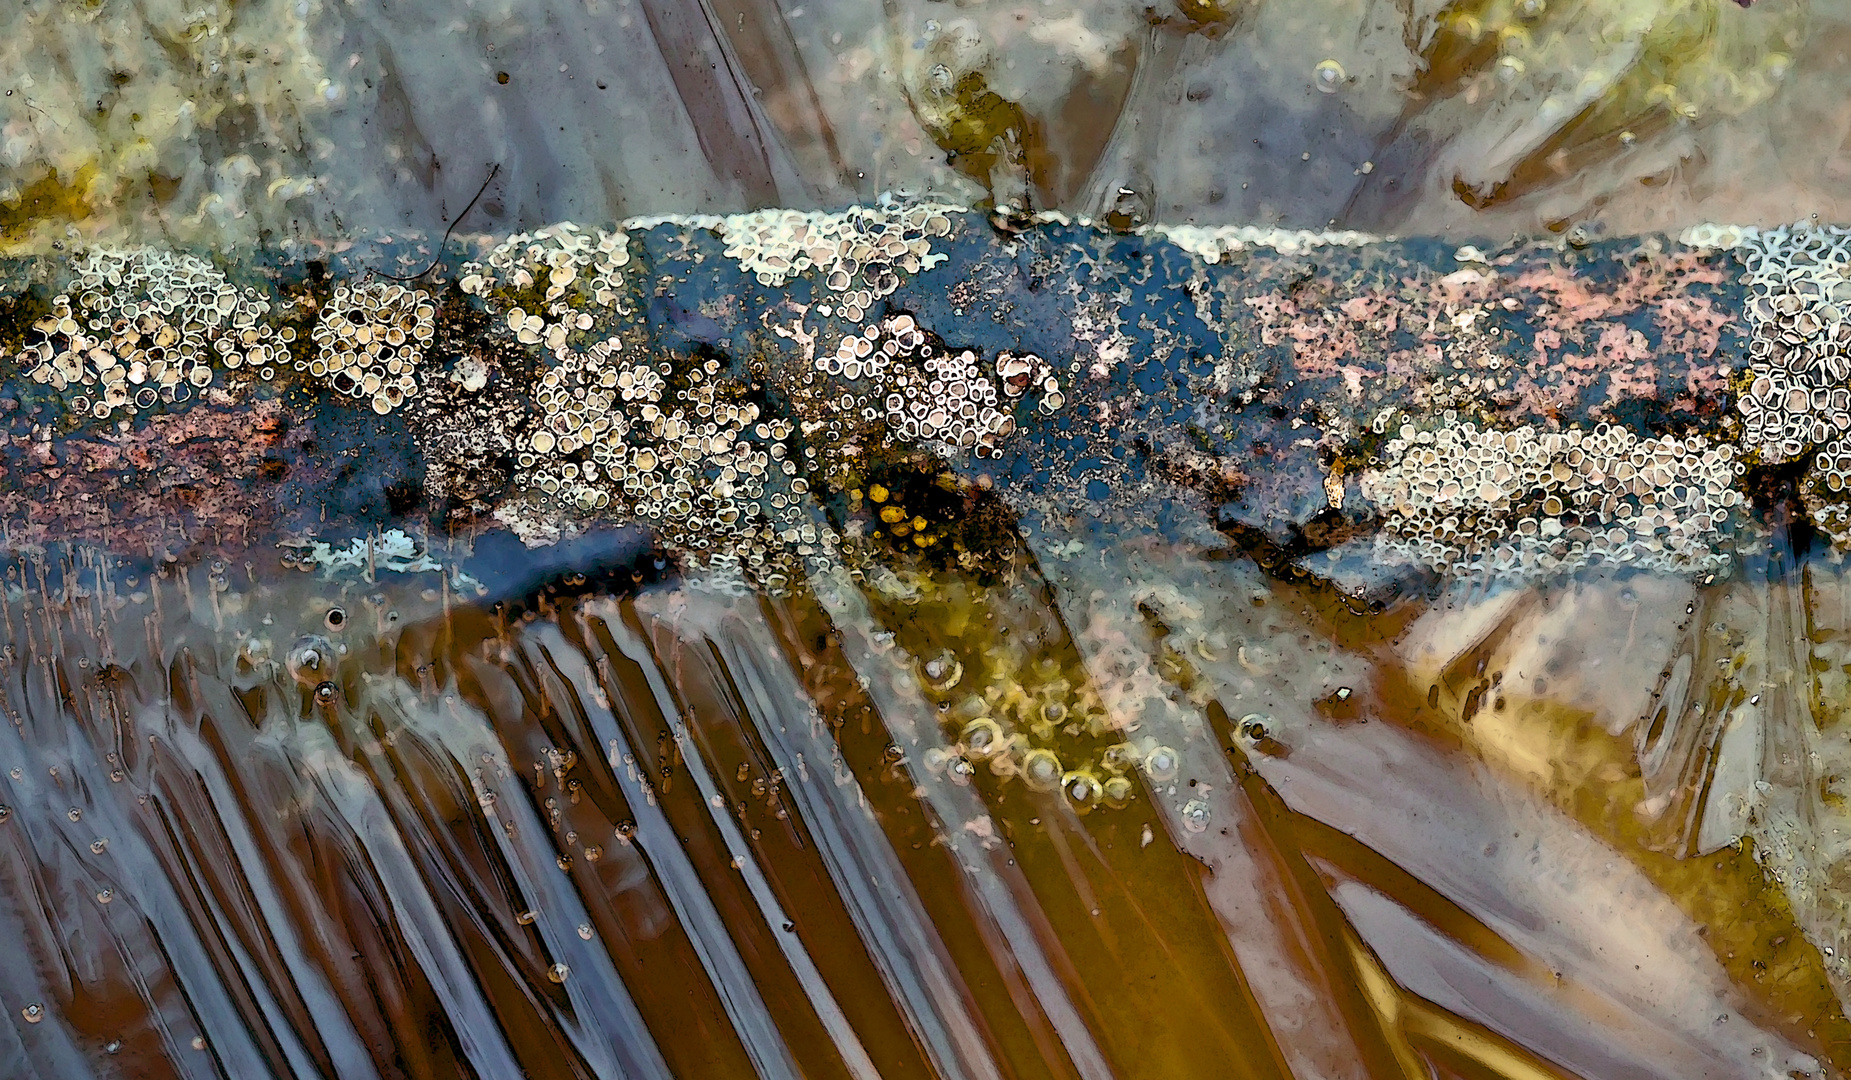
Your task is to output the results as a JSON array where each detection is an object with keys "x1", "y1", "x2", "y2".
[
  {"x1": 459, "y1": 223, "x2": 633, "y2": 351},
  {"x1": 1679, "y1": 222, "x2": 1758, "y2": 250},
  {"x1": 306, "y1": 283, "x2": 435, "y2": 415},
  {"x1": 820, "y1": 313, "x2": 1058, "y2": 455},
  {"x1": 19, "y1": 247, "x2": 283, "y2": 417},
  {"x1": 720, "y1": 205, "x2": 956, "y2": 320},
  {"x1": 1362, "y1": 421, "x2": 1743, "y2": 576},
  {"x1": 994, "y1": 350, "x2": 1062, "y2": 409},
  {"x1": 1727, "y1": 224, "x2": 1851, "y2": 540},
  {"x1": 1145, "y1": 224, "x2": 1378, "y2": 263},
  {"x1": 509, "y1": 334, "x2": 835, "y2": 585},
  {"x1": 1736, "y1": 301, "x2": 1851, "y2": 460},
  {"x1": 445, "y1": 216, "x2": 1059, "y2": 585}
]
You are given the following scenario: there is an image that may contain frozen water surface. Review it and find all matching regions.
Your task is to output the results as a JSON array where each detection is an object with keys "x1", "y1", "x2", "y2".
[{"x1": 0, "y1": 1, "x2": 1849, "y2": 1078}]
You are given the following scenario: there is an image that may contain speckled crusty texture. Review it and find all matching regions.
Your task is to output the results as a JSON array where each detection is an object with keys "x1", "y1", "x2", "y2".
[{"x1": 0, "y1": 206, "x2": 1794, "y2": 588}]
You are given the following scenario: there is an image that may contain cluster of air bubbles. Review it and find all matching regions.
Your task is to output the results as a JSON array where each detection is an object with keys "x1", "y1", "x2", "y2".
[
  {"x1": 19, "y1": 247, "x2": 284, "y2": 418},
  {"x1": 1362, "y1": 420, "x2": 1743, "y2": 577},
  {"x1": 511, "y1": 335, "x2": 833, "y2": 590},
  {"x1": 306, "y1": 283, "x2": 435, "y2": 415},
  {"x1": 720, "y1": 204, "x2": 956, "y2": 321},
  {"x1": 818, "y1": 314, "x2": 1059, "y2": 455},
  {"x1": 916, "y1": 665, "x2": 1174, "y2": 811},
  {"x1": 1314, "y1": 58, "x2": 1347, "y2": 93}
]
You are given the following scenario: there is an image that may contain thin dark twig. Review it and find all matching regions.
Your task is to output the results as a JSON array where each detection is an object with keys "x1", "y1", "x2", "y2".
[{"x1": 379, "y1": 163, "x2": 502, "y2": 282}]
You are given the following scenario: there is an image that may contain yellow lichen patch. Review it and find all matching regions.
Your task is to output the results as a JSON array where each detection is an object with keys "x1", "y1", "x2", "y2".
[{"x1": 840, "y1": 455, "x2": 1025, "y2": 578}]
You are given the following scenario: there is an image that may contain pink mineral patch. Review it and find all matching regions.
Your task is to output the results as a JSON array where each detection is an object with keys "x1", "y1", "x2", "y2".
[
  {"x1": 0, "y1": 400, "x2": 285, "y2": 554},
  {"x1": 1240, "y1": 246, "x2": 1738, "y2": 422}
]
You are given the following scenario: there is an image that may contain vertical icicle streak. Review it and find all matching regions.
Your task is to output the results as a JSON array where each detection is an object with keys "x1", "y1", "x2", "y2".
[
  {"x1": 655, "y1": 580, "x2": 1118, "y2": 1080},
  {"x1": 304, "y1": 751, "x2": 529, "y2": 1079},
  {"x1": 528, "y1": 614, "x2": 835, "y2": 1080},
  {"x1": 507, "y1": 619, "x2": 797, "y2": 1080},
  {"x1": 365, "y1": 675, "x2": 676, "y2": 1080},
  {"x1": 623, "y1": 587, "x2": 1008, "y2": 1080}
]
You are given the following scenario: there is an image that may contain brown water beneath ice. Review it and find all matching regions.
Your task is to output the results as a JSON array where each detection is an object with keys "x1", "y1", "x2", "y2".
[{"x1": 0, "y1": 520, "x2": 1845, "y2": 1078}]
